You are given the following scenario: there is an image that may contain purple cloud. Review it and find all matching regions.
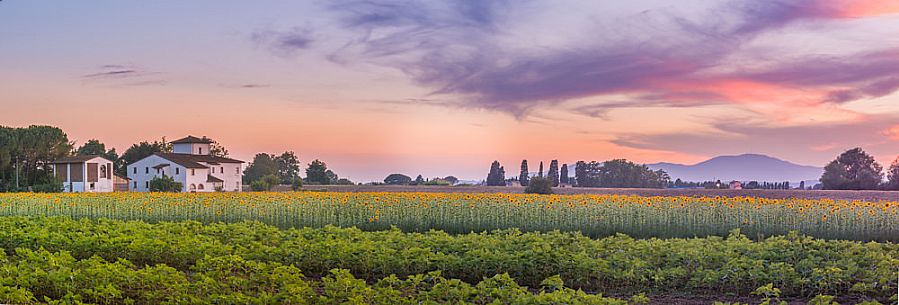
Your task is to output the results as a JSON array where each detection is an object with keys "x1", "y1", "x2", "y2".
[{"x1": 252, "y1": 27, "x2": 314, "y2": 57}]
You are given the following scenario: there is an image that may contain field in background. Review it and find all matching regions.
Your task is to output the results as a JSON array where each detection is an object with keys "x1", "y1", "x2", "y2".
[
  {"x1": 300, "y1": 185, "x2": 899, "y2": 201},
  {"x1": 2, "y1": 192, "x2": 895, "y2": 241}
]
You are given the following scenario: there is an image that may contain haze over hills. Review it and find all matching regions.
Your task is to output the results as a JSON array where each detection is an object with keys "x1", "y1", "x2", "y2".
[{"x1": 647, "y1": 154, "x2": 823, "y2": 183}]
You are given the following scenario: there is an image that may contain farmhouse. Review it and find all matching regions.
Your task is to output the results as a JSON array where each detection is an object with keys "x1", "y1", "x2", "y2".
[
  {"x1": 729, "y1": 180, "x2": 743, "y2": 190},
  {"x1": 50, "y1": 155, "x2": 115, "y2": 192},
  {"x1": 127, "y1": 136, "x2": 244, "y2": 192}
]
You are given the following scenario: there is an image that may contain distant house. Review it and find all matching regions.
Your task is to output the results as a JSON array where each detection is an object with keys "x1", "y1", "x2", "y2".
[
  {"x1": 729, "y1": 180, "x2": 743, "y2": 190},
  {"x1": 127, "y1": 136, "x2": 244, "y2": 192},
  {"x1": 50, "y1": 155, "x2": 115, "y2": 192}
]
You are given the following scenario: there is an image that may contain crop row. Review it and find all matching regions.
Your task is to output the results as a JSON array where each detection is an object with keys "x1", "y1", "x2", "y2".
[
  {"x1": 0, "y1": 192, "x2": 896, "y2": 241},
  {"x1": 0, "y1": 216, "x2": 894, "y2": 304}
]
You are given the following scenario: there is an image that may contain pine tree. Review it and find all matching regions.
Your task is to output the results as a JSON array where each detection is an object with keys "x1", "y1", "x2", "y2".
[
  {"x1": 486, "y1": 161, "x2": 506, "y2": 186},
  {"x1": 547, "y1": 160, "x2": 559, "y2": 187},
  {"x1": 560, "y1": 164, "x2": 569, "y2": 185},
  {"x1": 519, "y1": 160, "x2": 529, "y2": 187}
]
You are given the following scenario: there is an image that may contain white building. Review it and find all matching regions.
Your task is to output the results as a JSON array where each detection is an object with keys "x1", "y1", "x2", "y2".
[
  {"x1": 50, "y1": 155, "x2": 115, "y2": 192},
  {"x1": 127, "y1": 136, "x2": 244, "y2": 192}
]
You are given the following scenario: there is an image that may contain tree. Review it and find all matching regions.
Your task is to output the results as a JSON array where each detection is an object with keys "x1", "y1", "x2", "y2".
[
  {"x1": 274, "y1": 151, "x2": 301, "y2": 184},
  {"x1": 117, "y1": 139, "x2": 171, "y2": 176},
  {"x1": 413, "y1": 175, "x2": 425, "y2": 185},
  {"x1": 538, "y1": 161, "x2": 544, "y2": 177},
  {"x1": 209, "y1": 140, "x2": 228, "y2": 157},
  {"x1": 821, "y1": 148, "x2": 883, "y2": 190},
  {"x1": 242, "y1": 153, "x2": 278, "y2": 184},
  {"x1": 799, "y1": 181, "x2": 805, "y2": 190},
  {"x1": 524, "y1": 176, "x2": 553, "y2": 194},
  {"x1": 384, "y1": 174, "x2": 412, "y2": 185},
  {"x1": 519, "y1": 160, "x2": 529, "y2": 187},
  {"x1": 443, "y1": 176, "x2": 459, "y2": 185},
  {"x1": 305, "y1": 159, "x2": 331, "y2": 185},
  {"x1": 149, "y1": 176, "x2": 182, "y2": 192},
  {"x1": 0, "y1": 125, "x2": 73, "y2": 190},
  {"x1": 251, "y1": 174, "x2": 280, "y2": 191},
  {"x1": 486, "y1": 161, "x2": 506, "y2": 186},
  {"x1": 336, "y1": 178, "x2": 354, "y2": 185},
  {"x1": 547, "y1": 160, "x2": 559, "y2": 187},
  {"x1": 885, "y1": 157, "x2": 899, "y2": 191},
  {"x1": 560, "y1": 164, "x2": 569, "y2": 185}
]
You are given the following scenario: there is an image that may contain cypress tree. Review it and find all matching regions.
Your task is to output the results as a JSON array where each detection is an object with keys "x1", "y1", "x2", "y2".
[
  {"x1": 486, "y1": 161, "x2": 506, "y2": 186},
  {"x1": 560, "y1": 164, "x2": 569, "y2": 185},
  {"x1": 548, "y1": 160, "x2": 559, "y2": 187},
  {"x1": 519, "y1": 160, "x2": 529, "y2": 187},
  {"x1": 538, "y1": 161, "x2": 544, "y2": 177}
]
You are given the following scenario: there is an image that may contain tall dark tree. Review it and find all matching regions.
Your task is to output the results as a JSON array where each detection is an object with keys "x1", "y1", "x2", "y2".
[
  {"x1": 242, "y1": 153, "x2": 278, "y2": 184},
  {"x1": 821, "y1": 148, "x2": 883, "y2": 190},
  {"x1": 799, "y1": 181, "x2": 806, "y2": 190},
  {"x1": 538, "y1": 161, "x2": 544, "y2": 177},
  {"x1": 413, "y1": 174, "x2": 425, "y2": 185},
  {"x1": 886, "y1": 157, "x2": 899, "y2": 191},
  {"x1": 117, "y1": 139, "x2": 171, "y2": 176},
  {"x1": 486, "y1": 161, "x2": 506, "y2": 186},
  {"x1": 560, "y1": 164, "x2": 569, "y2": 185},
  {"x1": 518, "y1": 160, "x2": 529, "y2": 187},
  {"x1": 547, "y1": 160, "x2": 559, "y2": 187},
  {"x1": 305, "y1": 159, "x2": 331, "y2": 185},
  {"x1": 384, "y1": 173, "x2": 412, "y2": 185},
  {"x1": 274, "y1": 151, "x2": 301, "y2": 184}
]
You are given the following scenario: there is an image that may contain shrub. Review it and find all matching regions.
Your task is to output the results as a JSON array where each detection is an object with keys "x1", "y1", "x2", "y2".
[
  {"x1": 261, "y1": 174, "x2": 280, "y2": 189},
  {"x1": 525, "y1": 176, "x2": 553, "y2": 194},
  {"x1": 291, "y1": 178, "x2": 303, "y2": 191},
  {"x1": 31, "y1": 176, "x2": 63, "y2": 193},
  {"x1": 250, "y1": 180, "x2": 270, "y2": 192},
  {"x1": 149, "y1": 176, "x2": 182, "y2": 192}
]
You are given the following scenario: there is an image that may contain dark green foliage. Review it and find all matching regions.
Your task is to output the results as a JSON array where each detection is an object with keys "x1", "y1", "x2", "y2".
[
  {"x1": 412, "y1": 175, "x2": 425, "y2": 185},
  {"x1": 575, "y1": 159, "x2": 669, "y2": 188},
  {"x1": 524, "y1": 176, "x2": 553, "y2": 194},
  {"x1": 0, "y1": 217, "x2": 892, "y2": 303},
  {"x1": 275, "y1": 151, "x2": 300, "y2": 184},
  {"x1": 538, "y1": 161, "x2": 544, "y2": 177},
  {"x1": 384, "y1": 174, "x2": 412, "y2": 185},
  {"x1": 885, "y1": 158, "x2": 899, "y2": 191},
  {"x1": 0, "y1": 125, "x2": 73, "y2": 191},
  {"x1": 336, "y1": 178, "x2": 354, "y2": 185},
  {"x1": 250, "y1": 180, "x2": 269, "y2": 191},
  {"x1": 31, "y1": 176, "x2": 63, "y2": 193},
  {"x1": 548, "y1": 160, "x2": 559, "y2": 187},
  {"x1": 486, "y1": 161, "x2": 505, "y2": 186},
  {"x1": 291, "y1": 177, "x2": 303, "y2": 191},
  {"x1": 821, "y1": 148, "x2": 883, "y2": 190},
  {"x1": 117, "y1": 139, "x2": 172, "y2": 176},
  {"x1": 208, "y1": 140, "x2": 228, "y2": 157},
  {"x1": 519, "y1": 160, "x2": 529, "y2": 186},
  {"x1": 560, "y1": 164, "x2": 569, "y2": 185},
  {"x1": 443, "y1": 176, "x2": 458, "y2": 185},
  {"x1": 242, "y1": 153, "x2": 279, "y2": 184},
  {"x1": 149, "y1": 176, "x2": 183, "y2": 192},
  {"x1": 75, "y1": 139, "x2": 119, "y2": 163},
  {"x1": 305, "y1": 159, "x2": 332, "y2": 185}
]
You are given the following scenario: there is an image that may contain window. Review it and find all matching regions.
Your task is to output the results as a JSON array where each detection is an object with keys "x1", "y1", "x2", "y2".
[
  {"x1": 133, "y1": 167, "x2": 137, "y2": 174},
  {"x1": 220, "y1": 167, "x2": 224, "y2": 173},
  {"x1": 133, "y1": 181, "x2": 137, "y2": 188},
  {"x1": 191, "y1": 169, "x2": 195, "y2": 176},
  {"x1": 236, "y1": 167, "x2": 240, "y2": 174},
  {"x1": 145, "y1": 181, "x2": 149, "y2": 188},
  {"x1": 198, "y1": 184, "x2": 204, "y2": 190},
  {"x1": 90, "y1": 183, "x2": 95, "y2": 190},
  {"x1": 176, "y1": 168, "x2": 180, "y2": 175},
  {"x1": 199, "y1": 147, "x2": 203, "y2": 155},
  {"x1": 145, "y1": 167, "x2": 149, "y2": 174}
]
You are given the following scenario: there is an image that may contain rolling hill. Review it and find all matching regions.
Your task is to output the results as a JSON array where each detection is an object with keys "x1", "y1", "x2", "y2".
[{"x1": 647, "y1": 154, "x2": 823, "y2": 183}]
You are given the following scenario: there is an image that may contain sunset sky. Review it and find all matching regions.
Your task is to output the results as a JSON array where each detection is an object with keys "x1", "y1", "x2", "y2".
[{"x1": 1, "y1": 0, "x2": 898, "y2": 182}]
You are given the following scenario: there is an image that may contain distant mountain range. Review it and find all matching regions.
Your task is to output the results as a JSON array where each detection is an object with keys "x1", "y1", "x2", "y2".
[{"x1": 647, "y1": 154, "x2": 823, "y2": 183}]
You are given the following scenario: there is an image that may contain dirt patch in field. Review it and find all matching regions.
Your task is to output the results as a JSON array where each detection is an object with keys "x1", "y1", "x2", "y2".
[{"x1": 297, "y1": 185, "x2": 899, "y2": 201}]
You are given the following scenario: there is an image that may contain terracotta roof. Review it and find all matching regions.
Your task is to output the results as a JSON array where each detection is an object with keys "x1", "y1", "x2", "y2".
[
  {"x1": 51, "y1": 155, "x2": 113, "y2": 163},
  {"x1": 154, "y1": 153, "x2": 244, "y2": 169},
  {"x1": 207, "y1": 175, "x2": 224, "y2": 183},
  {"x1": 171, "y1": 135, "x2": 214, "y2": 144}
]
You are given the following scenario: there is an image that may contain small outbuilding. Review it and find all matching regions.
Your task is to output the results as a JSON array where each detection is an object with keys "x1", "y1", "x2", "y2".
[{"x1": 50, "y1": 155, "x2": 115, "y2": 192}]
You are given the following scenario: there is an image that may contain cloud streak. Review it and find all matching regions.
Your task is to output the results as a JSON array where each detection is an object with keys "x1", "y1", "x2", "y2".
[{"x1": 308, "y1": 0, "x2": 899, "y2": 117}]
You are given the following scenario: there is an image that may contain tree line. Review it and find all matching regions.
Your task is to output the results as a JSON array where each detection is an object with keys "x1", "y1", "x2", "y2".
[
  {"x1": 486, "y1": 158, "x2": 670, "y2": 190},
  {"x1": 821, "y1": 148, "x2": 899, "y2": 191}
]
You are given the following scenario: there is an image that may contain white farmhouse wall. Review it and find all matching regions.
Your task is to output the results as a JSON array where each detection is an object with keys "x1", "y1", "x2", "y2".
[
  {"x1": 207, "y1": 163, "x2": 243, "y2": 192},
  {"x1": 127, "y1": 155, "x2": 181, "y2": 192},
  {"x1": 54, "y1": 157, "x2": 114, "y2": 193},
  {"x1": 127, "y1": 154, "x2": 243, "y2": 193}
]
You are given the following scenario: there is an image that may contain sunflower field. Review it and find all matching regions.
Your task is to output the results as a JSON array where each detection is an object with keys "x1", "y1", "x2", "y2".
[{"x1": 0, "y1": 192, "x2": 895, "y2": 241}]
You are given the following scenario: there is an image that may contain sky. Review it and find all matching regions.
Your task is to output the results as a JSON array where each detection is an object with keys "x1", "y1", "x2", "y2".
[{"x1": 1, "y1": 0, "x2": 898, "y2": 182}]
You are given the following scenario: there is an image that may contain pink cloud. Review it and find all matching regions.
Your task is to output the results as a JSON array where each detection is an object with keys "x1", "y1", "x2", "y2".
[{"x1": 884, "y1": 125, "x2": 899, "y2": 141}]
